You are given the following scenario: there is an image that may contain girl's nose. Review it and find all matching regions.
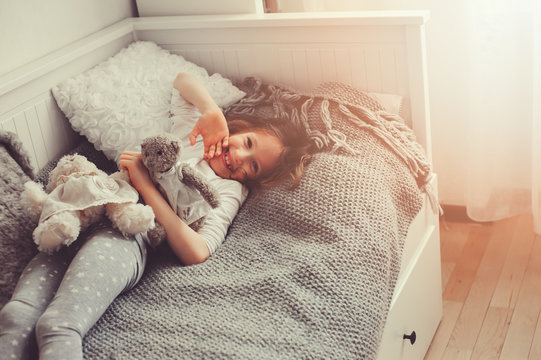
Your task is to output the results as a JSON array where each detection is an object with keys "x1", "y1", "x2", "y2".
[{"x1": 232, "y1": 148, "x2": 249, "y2": 167}]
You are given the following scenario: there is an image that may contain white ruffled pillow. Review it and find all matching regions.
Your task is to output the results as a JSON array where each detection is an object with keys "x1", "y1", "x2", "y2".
[{"x1": 52, "y1": 41, "x2": 245, "y2": 163}]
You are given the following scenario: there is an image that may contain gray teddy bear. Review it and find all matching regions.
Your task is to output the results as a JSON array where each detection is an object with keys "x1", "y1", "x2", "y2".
[{"x1": 141, "y1": 133, "x2": 221, "y2": 247}]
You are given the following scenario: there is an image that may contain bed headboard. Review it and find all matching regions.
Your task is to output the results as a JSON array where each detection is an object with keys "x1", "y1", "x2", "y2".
[{"x1": 0, "y1": 11, "x2": 431, "y2": 172}]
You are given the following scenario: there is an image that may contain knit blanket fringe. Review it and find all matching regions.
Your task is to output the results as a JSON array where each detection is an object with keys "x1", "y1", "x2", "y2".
[{"x1": 227, "y1": 77, "x2": 441, "y2": 214}]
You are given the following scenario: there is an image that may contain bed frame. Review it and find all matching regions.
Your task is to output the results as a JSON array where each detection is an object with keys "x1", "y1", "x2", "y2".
[{"x1": 0, "y1": 11, "x2": 441, "y2": 359}]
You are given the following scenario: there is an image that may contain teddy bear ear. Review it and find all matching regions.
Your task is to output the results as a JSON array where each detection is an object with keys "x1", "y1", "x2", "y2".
[{"x1": 173, "y1": 140, "x2": 181, "y2": 154}]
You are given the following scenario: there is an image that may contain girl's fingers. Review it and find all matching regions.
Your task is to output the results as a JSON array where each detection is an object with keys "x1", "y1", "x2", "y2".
[
  {"x1": 189, "y1": 127, "x2": 201, "y2": 146},
  {"x1": 208, "y1": 145, "x2": 216, "y2": 159},
  {"x1": 119, "y1": 152, "x2": 141, "y2": 168},
  {"x1": 119, "y1": 151, "x2": 139, "y2": 159},
  {"x1": 222, "y1": 136, "x2": 229, "y2": 149},
  {"x1": 215, "y1": 141, "x2": 222, "y2": 156}
]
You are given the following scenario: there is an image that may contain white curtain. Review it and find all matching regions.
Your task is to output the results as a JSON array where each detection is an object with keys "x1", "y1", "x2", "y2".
[
  {"x1": 535, "y1": 2, "x2": 541, "y2": 234},
  {"x1": 466, "y1": 0, "x2": 541, "y2": 233},
  {"x1": 304, "y1": 0, "x2": 541, "y2": 231}
]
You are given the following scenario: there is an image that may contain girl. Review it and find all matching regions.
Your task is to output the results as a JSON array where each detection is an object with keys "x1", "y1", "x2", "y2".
[{"x1": 0, "y1": 72, "x2": 312, "y2": 360}]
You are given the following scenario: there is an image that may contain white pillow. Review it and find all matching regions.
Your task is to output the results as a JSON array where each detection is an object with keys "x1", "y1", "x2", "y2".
[
  {"x1": 368, "y1": 92, "x2": 402, "y2": 116},
  {"x1": 369, "y1": 92, "x2": 411, "y2": 127},
  {"x1": 52, "y1": 41, "x2": 245, "y2": 163}
]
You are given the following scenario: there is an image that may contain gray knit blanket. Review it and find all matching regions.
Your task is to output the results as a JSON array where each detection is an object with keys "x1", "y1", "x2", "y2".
[
  {"x1": 0, "y1": 80, "x2": 431, "y2": 359},
  {"x1": 82, "y1": 80, "x2": 430, "y2": 359}
]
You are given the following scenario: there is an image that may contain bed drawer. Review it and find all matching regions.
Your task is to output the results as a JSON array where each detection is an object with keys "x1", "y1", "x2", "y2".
[{"x1": 377, "y1": 223, "x2": 442, "y2": 359}]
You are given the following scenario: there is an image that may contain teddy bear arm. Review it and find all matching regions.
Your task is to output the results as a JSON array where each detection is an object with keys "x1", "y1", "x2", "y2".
[
  {"x1": 180, "y1": 166, "x2": 220, "y2": 209},
  {"x1": 189, "y1": 217, "x2": 206, "y2": 232}
]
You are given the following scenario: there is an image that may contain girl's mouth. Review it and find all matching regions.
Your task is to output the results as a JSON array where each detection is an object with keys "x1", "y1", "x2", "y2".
[{"x1": 223, "y1": 149, "x2": 233, "y2": 171}]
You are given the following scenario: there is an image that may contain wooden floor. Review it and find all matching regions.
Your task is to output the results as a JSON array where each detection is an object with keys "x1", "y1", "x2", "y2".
[{"x1": 424, "y1": 213, "x2": 541, "y2": 360}]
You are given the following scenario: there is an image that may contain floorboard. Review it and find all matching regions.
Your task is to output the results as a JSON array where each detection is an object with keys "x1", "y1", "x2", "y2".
[{"x1": 425, "y1": 213, "x2": 541, "y2": 360}]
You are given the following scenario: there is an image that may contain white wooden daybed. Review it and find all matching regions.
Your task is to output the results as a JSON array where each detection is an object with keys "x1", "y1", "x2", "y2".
[{"x1": 0, "y1": 11, "x2": 441, "y2": 359}]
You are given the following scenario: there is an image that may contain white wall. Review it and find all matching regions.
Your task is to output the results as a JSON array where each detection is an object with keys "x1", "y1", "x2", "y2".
[
  {"x1": 281, "y1": 0, "x2": 472, "y2": 206},
  {"x1": 0, "y1": 0, "x2": 137, "y2": 76}
]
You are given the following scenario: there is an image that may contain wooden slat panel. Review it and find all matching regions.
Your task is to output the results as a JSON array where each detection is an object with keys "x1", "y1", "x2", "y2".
[
  {"x1": 334, "y1": 48, "x2": 352, "y2": 85},
  {"x1": 46, "y1": 96, "x2": 71, "y2": 145},
  {"x1": 292, "y1": 49, "x2": 309, "y2": 91},
  {"x1": 222, "y1": 48, "x2": 241, "y2": 80},
  {"x1": 1, "y1": 118, "x2": 17, "y2": 133},
  {"x1": 305, "y1": 48, "x2": 324, "y2": 90},
  {"x1": 231, "y1": 48, "x2": 253, "y2": 83},
  {"x1": 379, "y1": 47, "x2": 398, "y2": 94},
  {"x1": 210, "y1": 49, "x2": 227, "y2": 77},
  {"x1": 13, "y1": 111, "x2": 38, "y2": 171},
  {"x1": 194, "y1": 48, "x2": 214, "y2": 77},
  {"x1": 175, "y1": 48, "x2": 203, "y2": 68},
  {"x1": 35, "y1": 99, "x2": 60, "y2": 164},
  {"x1": 365, "y1": 47, "x2": 382, "y2": 92},
  {"x1": 168, "y1": 42, "x2": 407, "y2": 97},
  {"x1": 39, "y1": 96, "x2": 74, "y2": 165},
  {"x1": 278, "y1": 48, "x2": 295, "y2": 89},
  {"x1": 24, "y1": 106, "x2": 49, "y2": 169},
  {"x1": 319, "y1": 49, "x2": 338, "y2": 89},
  {"x1": 349, "y1": 48, "x2": 368, "y2": 91}
]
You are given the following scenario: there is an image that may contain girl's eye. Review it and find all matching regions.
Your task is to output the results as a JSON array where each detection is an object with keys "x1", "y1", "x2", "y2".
[
  {"x1": 247, "y1": 137, "x2": 253, "y2": 148},
  {"x1": 252, "y1": 161, "x2": 259, "y2": 174}
]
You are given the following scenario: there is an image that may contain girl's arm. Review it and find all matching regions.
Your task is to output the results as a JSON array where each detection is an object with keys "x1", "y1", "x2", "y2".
[
  {"x1": 174, "y1": 72, "x2": 229, "y2": 159},
  {"x1": 119, "y1": 151, "x2": 210, "y2": 265}
]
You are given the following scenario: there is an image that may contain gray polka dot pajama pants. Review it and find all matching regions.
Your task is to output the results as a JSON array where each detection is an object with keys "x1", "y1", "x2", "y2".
[{"x1": 0, "y1": 222, "x2": 147, "y2": 360}]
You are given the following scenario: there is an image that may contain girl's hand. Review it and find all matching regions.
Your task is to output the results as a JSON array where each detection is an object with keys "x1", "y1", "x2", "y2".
[
  {"x1": 189, "y1": 107, "x2": 229, "y2": 159},
  {"x1": 119, "y1": 151, "x2": 153, "y2": 192}
]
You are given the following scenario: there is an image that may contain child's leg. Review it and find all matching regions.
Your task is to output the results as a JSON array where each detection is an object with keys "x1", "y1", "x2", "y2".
[
  {"x1": 35, "y1": 226, "x2": 147, "y2": 360},
  {"x1": 0, "y1": 250, "x2": 71, "y2": 360}
]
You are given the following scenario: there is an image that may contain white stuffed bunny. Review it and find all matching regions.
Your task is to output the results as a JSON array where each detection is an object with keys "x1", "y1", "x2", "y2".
[{"x1": 21, "y1": 154, "x2": 155, "y2": 253}]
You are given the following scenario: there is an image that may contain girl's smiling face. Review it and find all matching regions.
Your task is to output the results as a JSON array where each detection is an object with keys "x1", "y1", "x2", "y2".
[{"x1": 207, "y1": 130, "x2": 283, "y2": 182}]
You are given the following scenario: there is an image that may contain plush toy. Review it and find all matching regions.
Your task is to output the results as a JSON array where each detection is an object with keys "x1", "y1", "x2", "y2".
[
  {"x1": 140, "y1": 133, "x2": 220, "y2": 247},
  {"x1": 21, "y1": 154, "x2": 155, "y2": 253}
]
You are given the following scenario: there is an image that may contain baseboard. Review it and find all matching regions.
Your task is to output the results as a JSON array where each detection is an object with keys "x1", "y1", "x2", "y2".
[{"x1": 440, "y1": 204, "x2": 475, "y2": 223}]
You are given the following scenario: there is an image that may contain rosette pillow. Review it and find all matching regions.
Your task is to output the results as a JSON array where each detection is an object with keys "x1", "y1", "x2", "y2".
[{"x1": 52, "y1": 41, "x2": 245, "y2": 163}]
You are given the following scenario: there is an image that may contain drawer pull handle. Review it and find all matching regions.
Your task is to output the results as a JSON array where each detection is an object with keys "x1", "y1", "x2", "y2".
[{"x1": 403, "y1": 331, "x2": 417, "y2": 345}]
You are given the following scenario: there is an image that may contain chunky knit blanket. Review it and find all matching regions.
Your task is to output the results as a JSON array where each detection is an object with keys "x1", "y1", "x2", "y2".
[
  {"x1": 0, "y1": 80, "x2": 433, "y2": 359},
  {"x1": 82, "y1": 80, "x2": 432, "y2": 359}
]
